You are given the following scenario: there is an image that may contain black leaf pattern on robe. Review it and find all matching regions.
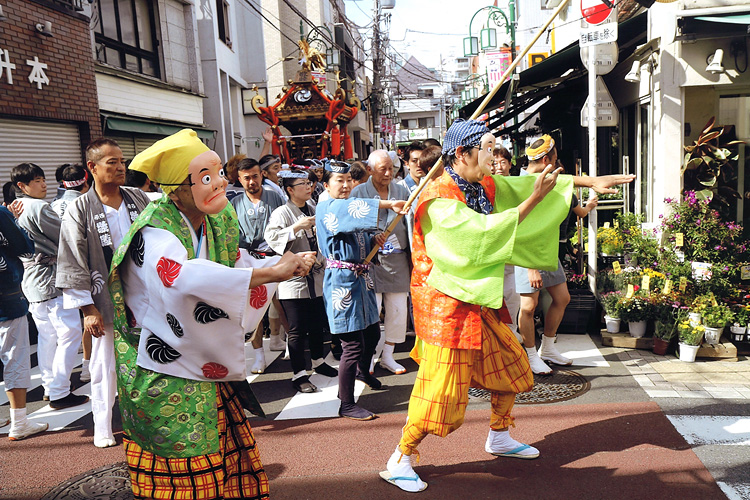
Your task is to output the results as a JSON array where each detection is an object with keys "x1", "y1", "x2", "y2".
[
  {"x1": 166, "y1": 313, "x2": 184, "y2": 337},
  {"x1": 145, "y1": 334, "x2": 181, "y2": 364},
  {"x1": 130, "y1": 231, "x2": 144, "y2": 267},
  {"x1": 194, "y1": 301, "x2": 229, "y2": 324}
]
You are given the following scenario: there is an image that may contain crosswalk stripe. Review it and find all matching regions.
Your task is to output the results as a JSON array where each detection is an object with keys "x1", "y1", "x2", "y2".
[
  {"x1": 557, "y1": 333, "x2": 610, "y2": 367},
  {"x1": 666, "y1": 415, "x2": 750, "y2": 446}
]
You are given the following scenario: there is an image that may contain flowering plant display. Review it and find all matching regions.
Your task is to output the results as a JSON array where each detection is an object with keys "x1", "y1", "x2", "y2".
[
  {"x1": 618, "y1": 294, "x2": 653, "y2": 323},
  {"x1": 597, "y1": 227, "x2": 624, "y2": 255},
  {"x1": 733, "y1": 305, "x2": 750, "y2": 327},
  {"x1": 678, "y1": 321, "x2": 705, "y2": 346},
  {"x1": 661, "y1": 191, "x2": 742, "y2": 263},
  {"x1": 691, "y1": 294, "x2": 716, "y2": 313},
  {"x1": 701, "y1": 304, "x2": 734, "y2": 328},
  {"x1": 600, "y1": 291, "x2": 623, "y2": 318},
  {"x1": 567, "y1": 273, "x2": 589, "y2": 289}
]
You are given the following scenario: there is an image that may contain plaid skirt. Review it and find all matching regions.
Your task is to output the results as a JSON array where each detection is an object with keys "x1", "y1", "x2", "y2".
[{"x1": 124, "y1": 382, "x2": 269, "y2": 500}]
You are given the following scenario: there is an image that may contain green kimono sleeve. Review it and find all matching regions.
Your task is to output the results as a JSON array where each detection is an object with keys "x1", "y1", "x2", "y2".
[{"x1": 423, "y1": 174, "x2": 573, "y2": 309}]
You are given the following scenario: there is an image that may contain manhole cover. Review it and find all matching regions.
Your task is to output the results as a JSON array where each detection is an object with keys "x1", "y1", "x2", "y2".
[
  {"x1": 468, "y1": 369, "x2": 590, "y2": 404},
  {"x1": 42, "y1": 462, "x2": 132, "y2": 500}
]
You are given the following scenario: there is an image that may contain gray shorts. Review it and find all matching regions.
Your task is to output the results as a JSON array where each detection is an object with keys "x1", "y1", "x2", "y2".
[
  {"x1": 0, "y1": 316, "x2": 31, "y2": 390},
  {"x1": 514, "y1": 259, "x2": 566, "y2": 294}
]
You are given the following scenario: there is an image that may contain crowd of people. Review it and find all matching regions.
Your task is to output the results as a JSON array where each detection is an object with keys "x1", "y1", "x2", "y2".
[{"x1": 0, "y1": 120, "x2": 633, "y2": 498}]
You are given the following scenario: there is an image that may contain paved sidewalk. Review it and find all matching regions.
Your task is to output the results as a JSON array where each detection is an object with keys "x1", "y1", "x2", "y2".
[{"x1": 615, "y1": 348, "x2": 750, "y2": 399}]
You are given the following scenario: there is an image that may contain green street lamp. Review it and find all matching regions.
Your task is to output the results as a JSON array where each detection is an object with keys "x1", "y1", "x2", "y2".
[
  {"x1": 304, "y1": 24, "x2": 340, "y2": 69},
  {"x1": 463, "y1": 4, "x2": 516, "y2": 57}
]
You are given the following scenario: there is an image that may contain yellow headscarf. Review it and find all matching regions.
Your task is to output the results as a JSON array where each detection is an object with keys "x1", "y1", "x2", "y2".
[
  {"x1": 525, "y1": 134, "x2": 555, "y2": 161},
  {"x1": 129, "y1": 129, "x2": 210, "y2": 194}
]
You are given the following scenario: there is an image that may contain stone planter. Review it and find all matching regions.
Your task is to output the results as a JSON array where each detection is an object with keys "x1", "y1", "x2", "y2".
[
  {"x1": 703, "y1": 326, "x2": 724, "y2": 345},
  {"x1": 730, "y1": 325, "x2": 746, "y2": 342},
  {"x1": 628, "y1": 320, "x2": 647, "y2": 338},
  {"x1": 604, "y1": 315, "x2": 621, "y2": 333},
  {"x1": 678, "y1": 342, "x2": 700, "y2": 362}
]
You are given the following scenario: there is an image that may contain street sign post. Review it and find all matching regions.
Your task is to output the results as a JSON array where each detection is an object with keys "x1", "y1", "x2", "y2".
[
  {"x1": 580, "y1": 77, "x2": 619, "y2": 126},
  {"x1": 580, "y1": 0, "x2": 617, "y2": 290},
  {"x1": 580, "y1": 0, "x2": 613, "y2": 25}
]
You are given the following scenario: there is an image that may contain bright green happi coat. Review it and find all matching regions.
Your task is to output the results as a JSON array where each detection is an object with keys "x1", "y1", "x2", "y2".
[
  {"x1": 108, "y1": 198, "x2": 241, "y2": 458},
  {"x1": 423, "y1": 173, "x2": 574, "y2": 309}
]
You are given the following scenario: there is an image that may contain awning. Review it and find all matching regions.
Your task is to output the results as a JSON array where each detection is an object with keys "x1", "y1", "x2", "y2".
[
  {"x1": 103, "y1": 114, "x2": 215, "y2": 140},
  {"x1": 677, "y1": 11, "x2": 750, "y2": 41},
  {"x1": 458, "y1": 12, "x2": 647, "y2": 126}
]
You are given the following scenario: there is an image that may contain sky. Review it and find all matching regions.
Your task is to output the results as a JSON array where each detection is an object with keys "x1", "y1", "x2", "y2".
[{"x1": 344, "y1": 0, "x2": 510, "y2": 70}]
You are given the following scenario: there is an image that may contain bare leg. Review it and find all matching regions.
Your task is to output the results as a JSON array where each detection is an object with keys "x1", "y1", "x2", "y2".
[
  {"x1": 542, "y1": 282, "x2": 570, "y2": 339},
  {"x1": 518, "y1": 292, "x2": 539, "y2": 349},
  {"x1": 6, "y1": 388, "x2": 26, "y2": 409}
]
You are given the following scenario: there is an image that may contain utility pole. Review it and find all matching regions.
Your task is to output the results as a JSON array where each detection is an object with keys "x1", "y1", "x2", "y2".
[{"x1": 371, "y1": 0, "x2": 381, "y2": 150}]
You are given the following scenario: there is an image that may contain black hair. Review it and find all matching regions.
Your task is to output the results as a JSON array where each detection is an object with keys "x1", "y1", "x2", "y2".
[
  {"x1": 259, "y1": 154, "x2": 281, "y2": 170},
  {"x1": 86, "y1": 138, "x2": 121, "y2": 164},
  {"x1": 61, "y1": 164, "x2": 89, "y2": 192},
  {"x1": 280, "y1": 170, "x2": 310, "y2": 197},
  {"x1": 55, "y1": 163, "x2": 69, "y2": 183},
  {"x1": 307, "y1": 169, "x2": 318, "y2": 184},
  {"x1": 11, "y1": 163, "x2": 45, "y2": 193},
  {"x1": 420, "y1": 146, "x2": 442, "y2": 171},
  {"x1": 423, "y1": 138, "x2": 441, "y2": 148},
  {"x1": 406, "y1": 141, "x2": 426, "y2": 160},
  {"x1": 2, "y1": 182, "x2": 16, "y2": 205},
  {"x1": 237, "y1": 158, "x2": 260, "y2": 172},
  {"x1": 126, "y1": 169, "x2": 150, "y2": 189}
]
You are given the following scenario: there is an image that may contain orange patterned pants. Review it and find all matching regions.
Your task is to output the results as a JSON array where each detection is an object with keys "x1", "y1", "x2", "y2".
[{"x1": 399, "y1": 308, "x2": 533, "y2": 455}]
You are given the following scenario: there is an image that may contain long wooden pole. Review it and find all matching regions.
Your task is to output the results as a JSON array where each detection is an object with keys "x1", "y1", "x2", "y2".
[{"x1": 363, "y1": 0, "x2": 571, "y2": 264}]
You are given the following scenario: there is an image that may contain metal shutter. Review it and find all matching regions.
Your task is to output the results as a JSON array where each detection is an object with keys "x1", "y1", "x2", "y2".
[
  {"x1": 108, "y1": 134, "x2": 137, "y2": 162},
  {"x1": 0, "y1": 119, "x2": 83, "y2": 202}
]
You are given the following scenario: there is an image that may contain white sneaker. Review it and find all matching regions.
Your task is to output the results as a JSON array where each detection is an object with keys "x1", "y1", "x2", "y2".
[
  {"x1": 8, "y1": 421, "x2": 48, "y2": 441},
  {"x1": 250, "y1": 357, "x2": 266, "y2": 374},
  {"x1": 538, "y1": 336, "x2": 572, "y2": 366},
  {"x1": 526, "y1": 348, "x2": 553, "y2": 375},
  {"x1": 383, "y1": 446, "x2": 427, "y2": 492},
  {"x1": 94, "y1": 436, "x2": 117, "y2": 448},
  {"x1": 485, "y1": 429, "x2": 539, "y2": 459},
  {"x1": 269, "y1": 334, "x2": 286, "y2": 351},
  {"x1": 378, "y1": 356, "x2": 407, "y2": 375}
]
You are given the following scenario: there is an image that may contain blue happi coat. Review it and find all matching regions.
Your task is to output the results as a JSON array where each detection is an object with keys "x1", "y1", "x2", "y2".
[{"x1": 315, "y1": 196, "x2": 381, "y2": 334}]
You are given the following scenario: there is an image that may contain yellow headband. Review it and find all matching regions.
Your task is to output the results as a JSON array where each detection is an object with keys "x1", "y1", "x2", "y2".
[
  {"x1": 526, "y1": 135, "x2": 555, "y2": 161},
  {"x1": 129, "y1": 129, "x2": 210, "y2": 194}
]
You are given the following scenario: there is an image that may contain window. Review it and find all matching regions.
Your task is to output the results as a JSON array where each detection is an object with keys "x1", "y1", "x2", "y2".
[
  {"x1": 217, "y1": 0, "x2": 232, "y2": 48},
  {"x1": 93, "y1": 0, "x2": 160, "y2": 78},
  {"x1": 418, "y1": 117, "x2": 435, "y2": 128},
  {"x1": 418, "y1": 88, "x2": 434, "y2": 98}
]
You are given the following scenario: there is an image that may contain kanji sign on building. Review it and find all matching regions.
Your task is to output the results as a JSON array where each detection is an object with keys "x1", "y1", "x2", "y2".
[
  {"x1": 0, "y1": 47, "x2": 50, "y2": 90},
  {"x1": 580, "y1": 0, "x2": 613, "y2": 26}
]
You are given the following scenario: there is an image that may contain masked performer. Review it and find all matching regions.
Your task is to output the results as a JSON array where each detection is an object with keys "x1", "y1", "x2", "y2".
[
  {"x1": 108, "y1": 129, "x2": 314, "y2": 500},
  {"x1": 382, "y1": 119, "x2": 633, "y2": 492}
]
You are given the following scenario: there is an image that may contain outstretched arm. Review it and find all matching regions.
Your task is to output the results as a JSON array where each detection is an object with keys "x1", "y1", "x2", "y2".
[{"x1": 573, "y1": 174, "x2": 635, "y2": 194}]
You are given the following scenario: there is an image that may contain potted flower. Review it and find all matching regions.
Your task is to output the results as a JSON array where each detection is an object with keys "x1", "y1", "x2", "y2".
[
  {"x1": 652, "y1": 296, "x2": 685, "y2": 355},
  {"x1": 678, "y1": 321, "x2": 705, "y2": 362},
  {"x1": 689, "y1": 294, "x2": 714, "y2": 326},
  {"x1": 730, "y1": 305, "x2": 750, "y2": 342},
  {"x1": 701, "y1": 304, "x2": 733, "y2": 345},
  {"x1": 597, "y1": 226, "x2": 624, "y2": 256},
  {"x1": 618, "y1": 295, "x2": 653, "y2": 338},
  {"x1": 600, "y1": 291, "x2": 623, "y2": 333}
]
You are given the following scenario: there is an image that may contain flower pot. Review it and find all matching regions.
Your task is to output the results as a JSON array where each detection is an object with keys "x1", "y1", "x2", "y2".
[
  {"x1": 730, "y1": 325, "x2": 746, "y2": 342},
  {"x1": 703, "y1": 326, "x2": 723, "y2": 345},
  {"x1": 678, "y1": 342, "x2": 700, "y2": 362},
  {"x1": 688, "y1": 312, "x2": 702, "y2": 327},
  {"x1": 604, "y1": 315, "x2": 621, "y2": 333},
  {"x1": 653, "y1": 337, "x2": 670, "y2": 355},
  {"x1": 628, "y1": 320, "x2": 647, "y2": 338}
]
